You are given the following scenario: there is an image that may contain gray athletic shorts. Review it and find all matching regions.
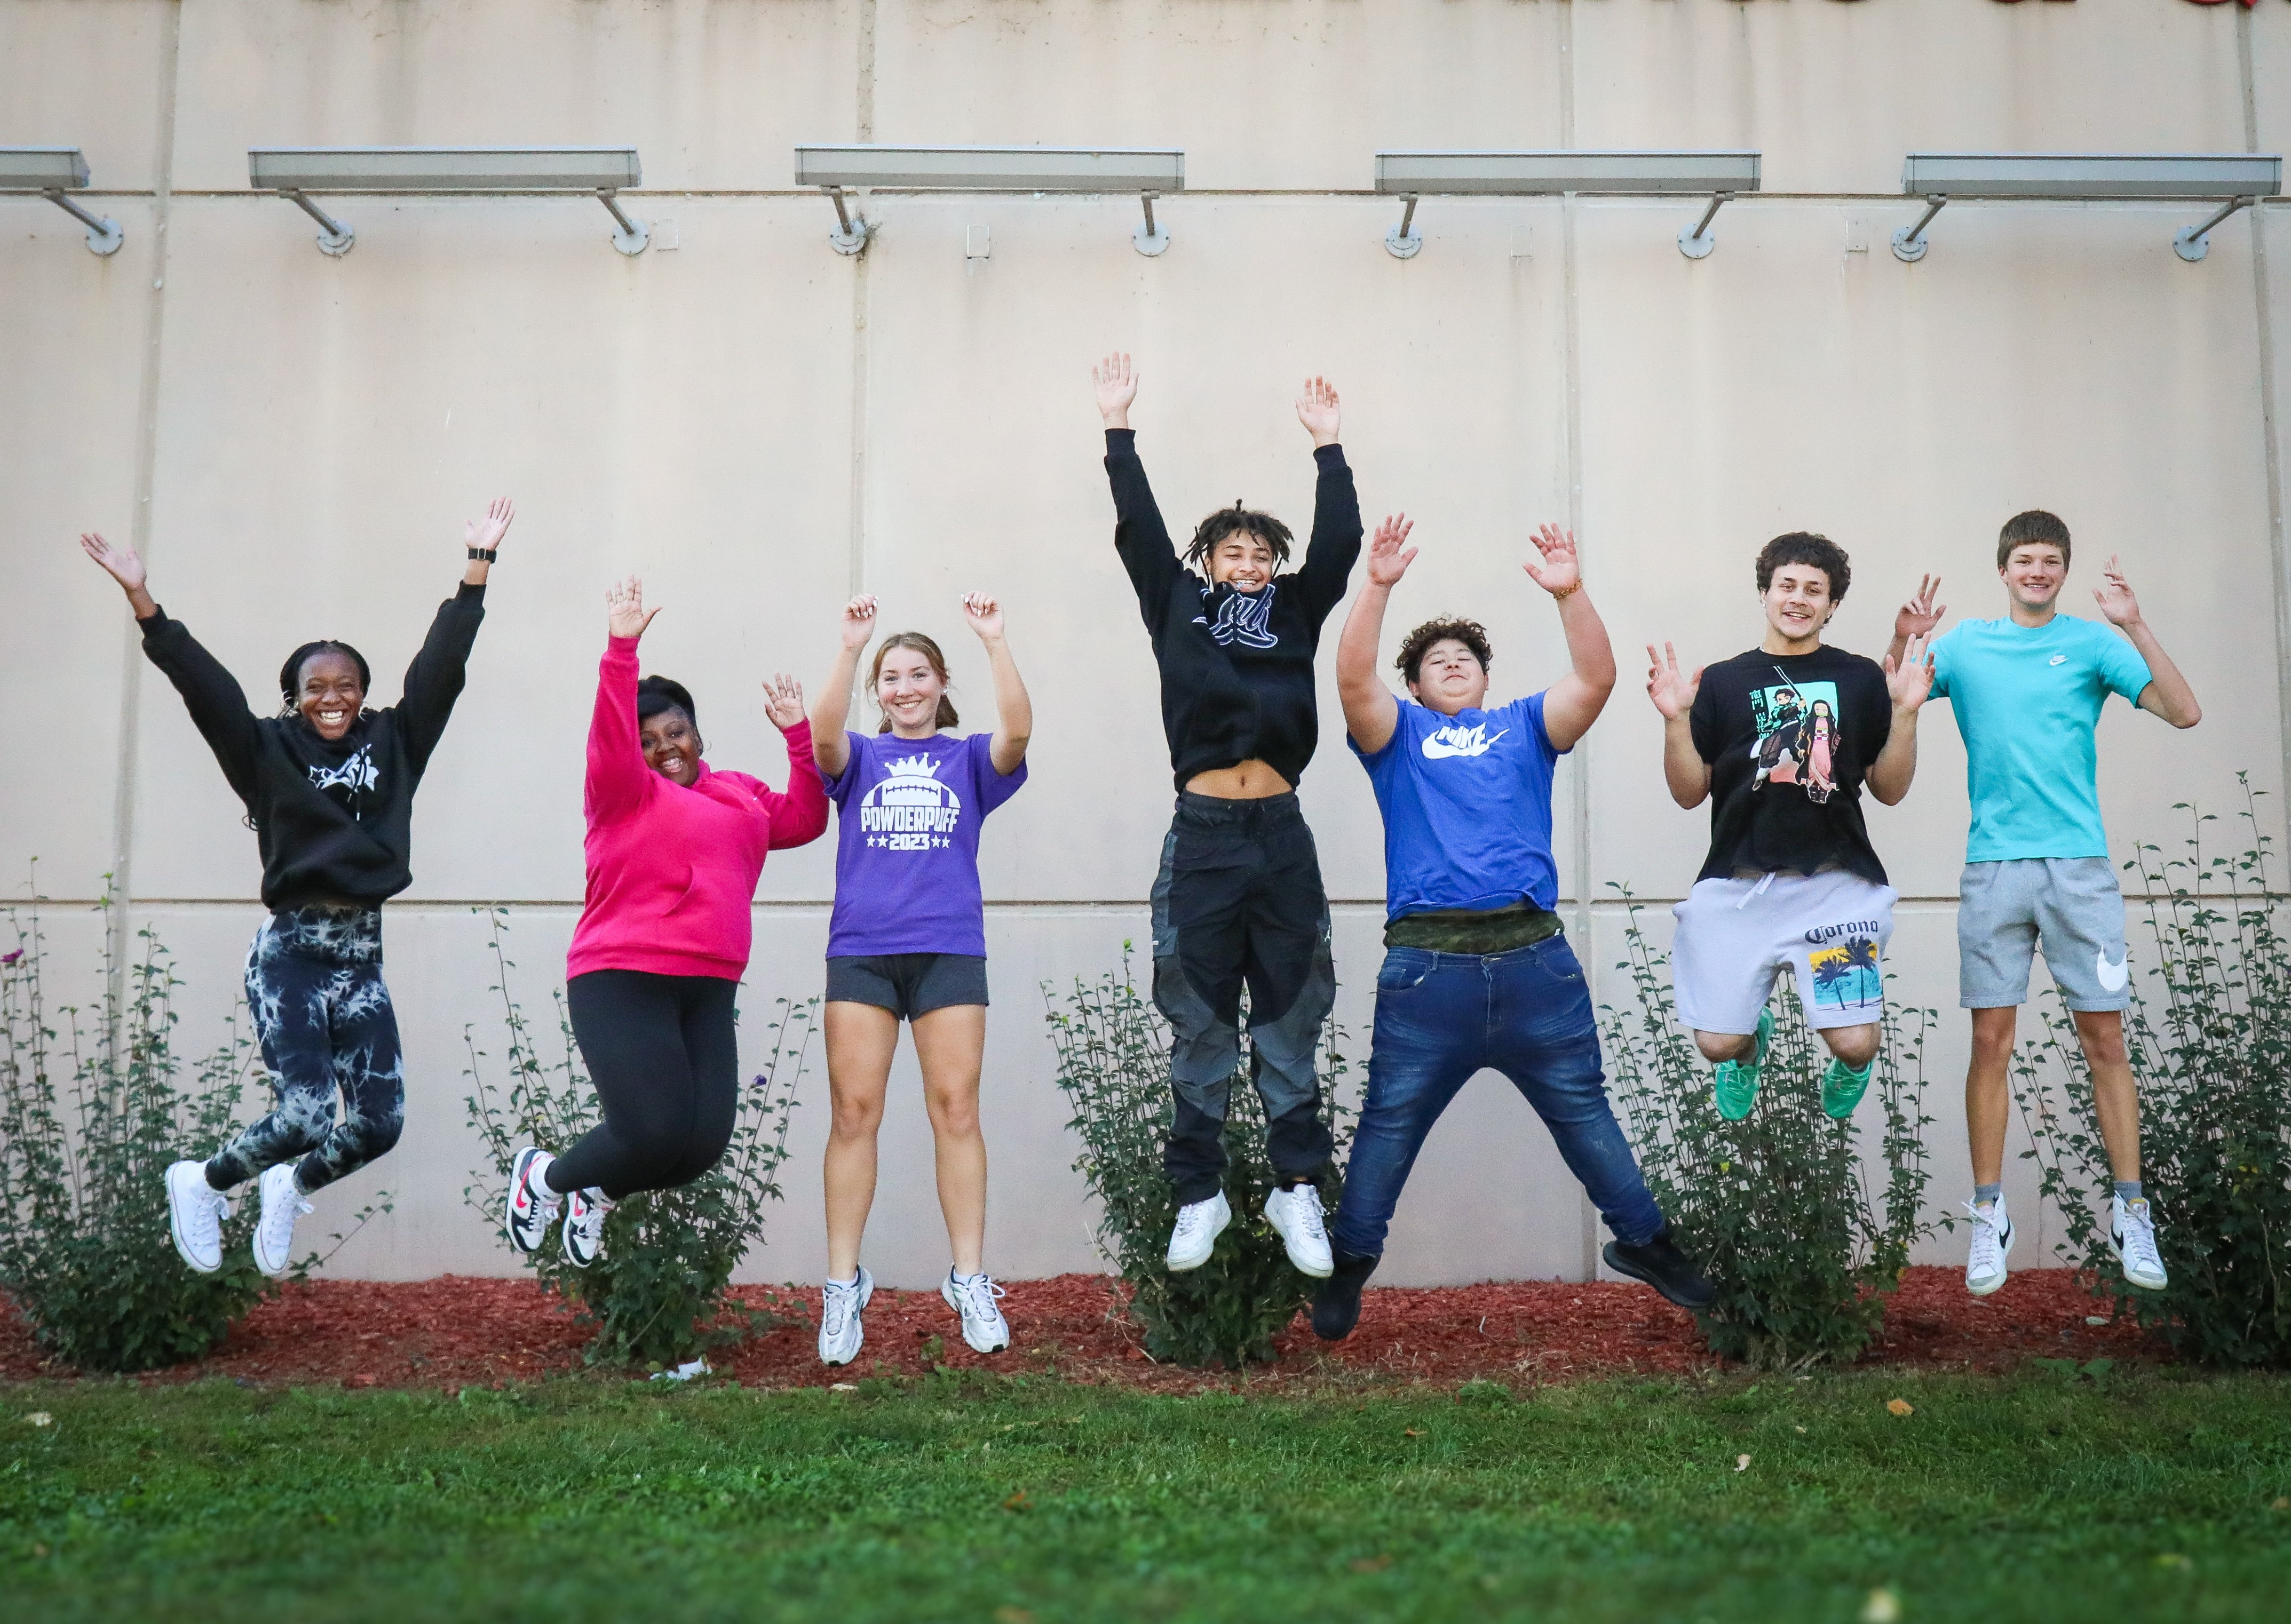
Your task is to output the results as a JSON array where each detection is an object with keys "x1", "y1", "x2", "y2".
[
  {"x1": 825, "y1": 953, "x2": 989, "y2": 1020},
  {"x1": 1670, "y1": 871, "x2": 1897, "y2": 1034},
  {"x1": 1957, "y1": 857, "x2": 2130, "y2": 1012}
]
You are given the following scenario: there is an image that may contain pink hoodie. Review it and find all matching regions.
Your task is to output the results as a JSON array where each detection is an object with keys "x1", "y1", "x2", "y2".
[{"x1": 565, "y1": 635, "x2": 829, "y2": 982}]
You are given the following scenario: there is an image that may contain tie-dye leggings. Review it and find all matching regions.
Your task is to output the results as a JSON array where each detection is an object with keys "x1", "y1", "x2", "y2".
[{"x1": 204, "y1": 904, "x2": 405, "y2": 1194}]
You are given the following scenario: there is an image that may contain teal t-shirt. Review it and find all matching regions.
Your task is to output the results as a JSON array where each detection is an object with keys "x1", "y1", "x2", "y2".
[{"x1": 1928, "y1": 614, "x2": 2152, "y2": 862}]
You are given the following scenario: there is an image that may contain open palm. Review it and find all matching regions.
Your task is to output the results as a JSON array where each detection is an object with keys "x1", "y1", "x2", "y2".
[
  {"x1": 1646, "y1": 642, "x2": 1702, "y2": 720},
  {"x1": 1365, "y1": 514, "x2": 1416, "y2": 588}
]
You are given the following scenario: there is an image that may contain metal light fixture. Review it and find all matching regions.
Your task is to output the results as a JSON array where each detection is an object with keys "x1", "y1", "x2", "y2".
[
  {"x1": 1, "y1": 147, "x2": 123, "y2": 255},
  {"x1": 1374, "y1": 150, "x2": 1762, "y2": 260},
  {"x1": 246, "y1": 147, "x2": 649, "y2": 257},
  {"x1": 1891, "y1": 153, "x2": 2283, "y2": 263},
  {"x1": 792, "y1": 145, "x2": 1186, "y2": 257}
]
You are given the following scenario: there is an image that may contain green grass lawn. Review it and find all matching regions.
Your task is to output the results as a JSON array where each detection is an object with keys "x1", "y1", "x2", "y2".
[{"x1": 4, "y1": 1366, "x2": 2287, "y2": 1623}]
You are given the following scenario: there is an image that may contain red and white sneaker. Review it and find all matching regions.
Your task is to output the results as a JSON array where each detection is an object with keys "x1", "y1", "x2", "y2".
[
  {"x1": 561, "y1": 1186, "x2": 613, "y2": 1270},
  {"x1": 505, "y1": 1147, "x2": 561, "y2": 1254}
]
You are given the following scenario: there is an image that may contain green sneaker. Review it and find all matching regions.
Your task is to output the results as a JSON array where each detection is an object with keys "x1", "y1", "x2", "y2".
[
  {"x1": 1713, "y1": 1009, "x2": 1772, "y2": 1121},
  {"x1": 1821, "y1": 1055, "x2": 1874, "y2": 1119}
]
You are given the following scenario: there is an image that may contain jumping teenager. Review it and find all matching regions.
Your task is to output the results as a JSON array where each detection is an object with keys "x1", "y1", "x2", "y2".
[
  {"x1": 80, "y1": 500, "x2": 516, "y2": 1279},
  {"x1": 808, "y1": 593, "x2": 1031, "y2": 1366},
  {"x1": 1885, "y1": 514, "x2": 2200, "y2": 1297},
  {"x1": 504, "y1": 577, "x2": 827, "y2": 1268},
  {"x1": 1091, "y1": 352, "x2": 1363, "y2": 1281},
  {"x1": 1646, "y1": 533, "x2": 1934, "y2": 1123},
  {"x1": 1313, "y1": 516, "x2": 1715, "y2": 1339}
]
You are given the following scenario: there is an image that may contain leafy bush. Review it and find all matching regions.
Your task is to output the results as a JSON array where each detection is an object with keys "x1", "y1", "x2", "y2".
[
  {"x1": 461, "y1": 909, "x2": 812, "y2": 1370},
  {"x1": 2012, "y1": 782, "x2": 2291, "y2": 1367},
  {"x1": 0, "y1": 891, "x2": 273, "y2": 1372},
  {"x1": 1603, "y1": 894, "x2": 1937, "y2": 1369},
  {"x1": 1047, "y1": 950, "x2": 1353, "y2": 1368}
]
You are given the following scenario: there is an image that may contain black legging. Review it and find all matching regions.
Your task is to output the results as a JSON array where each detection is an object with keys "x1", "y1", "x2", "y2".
[{"x1": 548, "y1": 970, "x2": 740, "y2": 1201}]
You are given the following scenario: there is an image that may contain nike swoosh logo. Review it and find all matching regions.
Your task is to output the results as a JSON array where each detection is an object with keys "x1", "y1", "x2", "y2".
[
  {"x1": 2050, "y1": 655, "x2": 2067, "y2": 666},
  {"x1": 2095, "y1": 951, "x2": 2129, "y2": 992}
]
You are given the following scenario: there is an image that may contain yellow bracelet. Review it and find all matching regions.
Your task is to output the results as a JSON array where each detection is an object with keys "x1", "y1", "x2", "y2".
[{"x1": 1551, "y1": 580, "x2": 1582, "y2": 601}]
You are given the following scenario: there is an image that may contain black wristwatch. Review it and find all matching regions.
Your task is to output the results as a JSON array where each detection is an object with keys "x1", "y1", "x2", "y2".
[{"x1": 467, "y1": 547, "x2": 497, "y2": 562}]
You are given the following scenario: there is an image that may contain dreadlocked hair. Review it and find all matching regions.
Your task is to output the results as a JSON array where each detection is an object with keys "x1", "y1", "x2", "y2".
[{"x1": 1184, "y1": 500, "x2": 1294, "y2": 571}]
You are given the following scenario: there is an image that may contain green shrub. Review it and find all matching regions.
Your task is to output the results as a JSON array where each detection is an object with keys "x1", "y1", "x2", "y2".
[
  {"x1": 461, "y1": 908, "x2": 812, "y2": 1370},
  {"x1": 1603, "y1": 893, "x2": 1937, "y2": 1370},
  {"x1": 1047, "y1": 950, "x2": 1353, "y2": 1369},
  {"x1": 2012, "y1": 782, "x2": 2291, "y2": 1367},
  {"x1": 0, "y1": 891, "x2": 274, "y2": 1372}
]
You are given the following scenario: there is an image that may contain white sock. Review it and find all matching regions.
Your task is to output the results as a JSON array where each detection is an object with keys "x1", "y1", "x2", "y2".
[{"x1": 826, "y1": 1274, "x2": 857, "y2": 1289}]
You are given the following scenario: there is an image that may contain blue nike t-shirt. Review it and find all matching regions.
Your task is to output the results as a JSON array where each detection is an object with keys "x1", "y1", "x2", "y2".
[
  {"x1": 1929, "y1": 614, "x2": 2151, "y2": 863},
  {"x1": 1351, "y1": 693, "x2": 1565, "y2": 921}
]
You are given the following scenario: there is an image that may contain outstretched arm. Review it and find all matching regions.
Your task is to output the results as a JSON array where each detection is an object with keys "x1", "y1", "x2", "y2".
[
  {"x1": 1293, "y1": 376, "x2": 1361, "y2": 619},
  {"x1": 2094, "y1": 557, "x2": 2201, "y2": 728},
  {"x1": 1095, "y1": 353, "x2": 1183, "y2": 631},
  {"x1": 1866, "y1": 635, "x2": 1935, "y2": 805},
  {"x1": 1647, "y1": 642, "x2": 1710, "y2": 808},
  {"x1": 80, "y1": 531, "x2": 158, "y2": 620},
  {"x1": 399, "y1": 497, "x2": 514, "y2": 773},
  {"x1": 757, "y1": 672, "x2": 830, "y2": 849},
  {"x1": 808, "y1": 595, "x2": 877, "y2": 779},
  {"x1": 1525, "y1": 525, "x2": 1614, "y2": 751},
  {"x1": 588, "y1": 577, "x2": 662, "y2": 826},
  {"x1": 1881, "y1": 574, "x2": 1946, "y2": 670},
  {"x1": 1337, "y1": 514, "x2": 1413, "y2": 754},
  {"x1": 963, "y1": 592, "x2": 1033, "y2": 775}
]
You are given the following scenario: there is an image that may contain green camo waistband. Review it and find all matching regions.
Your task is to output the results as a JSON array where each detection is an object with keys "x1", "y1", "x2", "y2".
[{"x1": 1384, "y1": 902, "x2": 1564, "y2": 956}]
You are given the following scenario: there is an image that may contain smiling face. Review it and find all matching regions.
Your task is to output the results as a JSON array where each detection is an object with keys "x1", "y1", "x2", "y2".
[
  {"x1": 1761, "y1": 562, "x2": 1837, "y2": 652},
  {"x1": 294, "y1": 651, "x2": 367, "y2": 743},
  {"x1": 1208, "y1": 532, "x2": 1277, "y2": 592},
  {"x1": 640, "y1": 708, "x2": 702, "y2": 786},
  {"x1": 2000, "y1": 542, "x2": 2067, "y2": 615},
  {"x1": 1407, "y1": 639, "x2": 1491, "y2": 716},
  {"x1": 875, "y1": 644, "x2": 947, "y2": 737}
]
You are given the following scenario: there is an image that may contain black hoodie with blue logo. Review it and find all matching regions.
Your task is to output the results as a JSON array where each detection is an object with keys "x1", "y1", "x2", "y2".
[{"x1": 1102, "y1": 428, "x2": 1361, "y2": 793}]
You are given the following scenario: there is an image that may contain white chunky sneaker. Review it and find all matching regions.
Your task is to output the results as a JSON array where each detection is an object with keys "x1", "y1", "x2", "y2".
[
  {"x1": 561, "y1": 1186, "x2": 612, "y2": 1270},
  {"x1": 504, "y1": 1146, "x2": 560, "y2": 1255},
  {"x1": 1963, "y1": 1197, "x2": 2015, "y2": 1297},
  {"x1": 165, "y1": 1159, "x2": 228, "y2": 1275},
  {"x1": 2111, "y1": 1195, "x2": 2168, "y2": 1290},
  {"x1": 1164, "y1": 1191, "x2": 1232, "y2": 1272},
  {"x1": 252, "y1": 1161, "x2": 312, "y2": 1279},
  {"x1": 942, "y1": 1269, "x2": 1011, "y2": 1354},
  {"x1": 1264, "y1": 1182, "x2": 1335, "y2": 1278},
  {"x1": 819, "y1": 1267, "x2": 874, "y2": 1367}
]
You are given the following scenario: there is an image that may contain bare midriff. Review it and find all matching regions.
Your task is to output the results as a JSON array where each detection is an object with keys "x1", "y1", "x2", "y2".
[{"x1": 1184, "y1": 759, "x2": 1293, "y2": 800}]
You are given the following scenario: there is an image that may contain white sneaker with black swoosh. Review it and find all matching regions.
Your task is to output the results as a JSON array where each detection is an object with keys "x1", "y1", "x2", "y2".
[
  {"x1": 1963, "y1": 1197, "x2": 2015, "y2": 1297},
  {"x1": 561, "y1": 1185, "x2": 612, "y2": 1269},
  {"x1": 2111, "y1": 1195, "x2": 2168, "y2": 1290},
  {"x1": 505, "y1": 1146, "x2": 561, "y2": 1254}
]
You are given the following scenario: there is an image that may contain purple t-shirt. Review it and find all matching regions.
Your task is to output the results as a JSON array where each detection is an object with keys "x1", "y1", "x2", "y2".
[{"x1": 824, "y1": 729, "x2": 1027, "y2": 958}]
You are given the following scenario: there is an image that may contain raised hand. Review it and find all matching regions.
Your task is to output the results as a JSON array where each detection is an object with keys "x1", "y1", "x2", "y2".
[
  {"x1": 1894, "y1": 574, "x2": 1945, "y2": 644},
  {"x1": 1093, "y1": 352, "x2": 1138, "y2": 428},
  {"x1": 465, "y1": 496, "x2": 515, "y2": 555},
  {"x1": 1365, "y1": 514, "x2": 1417, "y2": 588},
  {"x1": 1524, "y1": 523, "x2": 1582, "y2": 598},
  {"x1": 962, "y1": 591, "x2": 1005, "y2": 642},
  {"x1": 1884, "y1": 633, "x2": 1936, "y2": 712},
  {"x1": 839, "y1": 594, "x2": 879, "y2": 651},
  {"x1": 79, "y1": 531, "x2": 146, "y2": 594},
  {"x1": 1296, "y1": 376, "x2": 1342, "y2": 447},
  {"x1": 760, "y1": 672, "x2": 806, "y2": 730},
  {"x1": 606, "y1": 576, "x2": 660, "y2": 641},
  {"x1": 2092, "y1": 555, "x2": 2144, "y2": 628},
  {"x1": 1646, "y1": 642, "x2": 1703, "y2": 721}
]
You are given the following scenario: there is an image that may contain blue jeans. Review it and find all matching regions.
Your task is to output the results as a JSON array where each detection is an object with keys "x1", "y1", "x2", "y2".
[{"x1": 1329, "y1": 935, "x2": 1666, "y2": 1259}]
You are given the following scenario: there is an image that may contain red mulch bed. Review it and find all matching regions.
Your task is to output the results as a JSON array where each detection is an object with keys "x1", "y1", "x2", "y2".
[{"x1": 0, "y1": 1267, "x2": 2153, "y2": 1391}]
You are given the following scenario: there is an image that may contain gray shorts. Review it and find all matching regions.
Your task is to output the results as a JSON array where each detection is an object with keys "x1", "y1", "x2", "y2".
[
  {"x1": 825, "y1": 953, "x2": 989, "y2": 1020},
  {"x1": 1670, "y1": 871, "x2": 1897, "y2": 1034},
  {"x1": 1957, "y1": 858, "x2": 2130, "y2": 1012}
]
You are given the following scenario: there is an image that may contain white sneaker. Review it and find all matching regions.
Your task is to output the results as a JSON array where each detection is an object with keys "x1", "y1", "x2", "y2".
[
  {"x1": 1264, "y1": 1182, "x2": 1335, "y2": 1278},
  {"x1": 1963, "y1": 1197, "x2": 2015, "y2": 1297},
  {"x1": 1165, "y1": 1191, "x2": 1232, "y2": 1272},
  {"x1": 819, "y1": 1267, "x2": 874, "y2": 1366},
  {"x1": 2111, "y1": 1195, "x2": 2168, "y2": 1290},
  {"x1": 252, "y1": 1161, "x2": 311, "y2": 1279},
  {"x1": 561, "y1": 1186, "x2": 612, "y2": 1270},
  {"x1": 165, "y1": 1159, "x2": 228, "y2": 1275},
  {"x1": 505, "y1": 1146, "x2": 560, "y2": 1254},
  {"x1": 941, "y1": 1269, "x2": 1011, "y2": 1354}
]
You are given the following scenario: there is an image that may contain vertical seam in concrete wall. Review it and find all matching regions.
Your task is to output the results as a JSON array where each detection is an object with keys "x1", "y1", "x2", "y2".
[
  {"x1": 846, "y1": 0, "x2": 877, "y2": 599},
  {"x1": 1558, "y1": 0, "x2": 1599, "y2": 1286},
  {"x1": 2240, "y1": 11, "x2": 2289, "y2": 843},
  {"x1": 110, "y1": 0, "x2": 184, "y2": 997}
]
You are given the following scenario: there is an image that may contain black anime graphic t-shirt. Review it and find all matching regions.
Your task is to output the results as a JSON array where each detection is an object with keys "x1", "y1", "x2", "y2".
[{"x1": 1687, "y1": 645, "x2": 1893, "y2": 886}]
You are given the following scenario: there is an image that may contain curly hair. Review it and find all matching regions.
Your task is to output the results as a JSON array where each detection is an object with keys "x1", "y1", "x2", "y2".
[
  {"x1": 1395, "y1": 617, "x2": 1493, "y2": 687},
  {"x1": 1184, "y1": 503, "x2": 1294, "y2": 572},
  {"x1": 1755, "y1": 532, "x2": 1851, "y2": 602}
]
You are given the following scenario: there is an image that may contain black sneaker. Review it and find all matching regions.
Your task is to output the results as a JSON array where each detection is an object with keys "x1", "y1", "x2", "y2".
[
  {"x1": 1603, "y1": 1227, "x2": 1717, "y2": 1312},
  {"x1": 1311, "y1": 1251, "x2": 1380, "y2": 1341}
]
